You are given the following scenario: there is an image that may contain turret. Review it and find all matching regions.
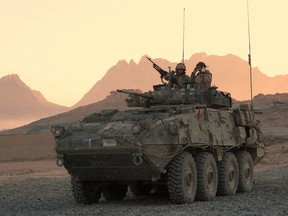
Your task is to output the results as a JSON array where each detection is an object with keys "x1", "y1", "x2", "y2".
[{"x1": 117, "y1": 82, "x2": 232, "y2": 109}]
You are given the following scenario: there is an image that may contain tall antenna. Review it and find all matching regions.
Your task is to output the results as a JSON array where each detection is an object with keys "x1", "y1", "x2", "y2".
[
  {"x1": 182, "y1": 8, "x2": 185, "y2": 63},
  {"x1": 247, "y1": 0, "x2": 253, "y2": 109}
]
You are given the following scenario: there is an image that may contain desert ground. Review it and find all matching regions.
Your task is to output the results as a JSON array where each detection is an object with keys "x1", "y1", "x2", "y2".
[{"x1": 0, "y1": 128, "x2": 288, "y2": 215}]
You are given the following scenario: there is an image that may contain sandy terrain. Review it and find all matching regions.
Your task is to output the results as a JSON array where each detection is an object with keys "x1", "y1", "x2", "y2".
[
  {"x1": 0, "y1": 131, "x2": 55, "y2": 161},
  {"x1": 0, "y1": 160, "x2": 67, "y2": 181},
  {"x1": 256, "y1": 141, "x2": 288, "y2": 171},
  {"x1": 0, "y1": 131, "x2": 64, "y2": 181}
]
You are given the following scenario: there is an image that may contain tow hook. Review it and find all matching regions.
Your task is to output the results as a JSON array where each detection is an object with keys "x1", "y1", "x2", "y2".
[
  {"x1": 132, "y1": 152, "x2": 143, "y2": 166},
  {"x1": 56, "y1": 154, "x2": 64, "y2": 167}
]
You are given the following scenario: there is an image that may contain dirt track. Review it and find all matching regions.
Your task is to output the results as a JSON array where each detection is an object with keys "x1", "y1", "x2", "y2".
[{"x1": 0, "y1": 161, "x2": 287, "y2": 216}]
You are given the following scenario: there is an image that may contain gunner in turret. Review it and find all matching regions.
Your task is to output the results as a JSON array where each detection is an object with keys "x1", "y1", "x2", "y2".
[
  {"x1": 169, "y1": 63, "x2": 190, "y2": 88},
  {"x1": 190, "y1": 62, "x2": 212, "y2": 90}
]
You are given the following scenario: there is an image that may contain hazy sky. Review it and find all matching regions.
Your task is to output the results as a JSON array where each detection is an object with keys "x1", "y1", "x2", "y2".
[{"x1": 1, "y1": 0, "x2": 287, "y2": 106}]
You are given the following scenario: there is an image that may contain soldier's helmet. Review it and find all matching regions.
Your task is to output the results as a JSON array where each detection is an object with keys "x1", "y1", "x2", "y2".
[
  {"x1": 196, "y1": 62, "x2": 207, "y2": 68},
  {"x1": 175, "y1": 63, "x2": 186, "y2": 71}
]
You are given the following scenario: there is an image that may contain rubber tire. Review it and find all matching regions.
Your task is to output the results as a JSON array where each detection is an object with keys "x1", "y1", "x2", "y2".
[
  {"x1": 71, "y1": 176, "x2": 101, "y2": 204},
  {"x1": 129, "y1": 181, "x2": 153, "y2": 196},
  {"x1": 236, "y1": 151, "x2": 253, "y2": 193},
  {"x1": 195, "y1": 152, "x2": 218, "y2": 201},
  {"x1": 217, "y1": 152, "x2": 239, "y2": 196},
  {"x1": 103, "y1": 184, "x2": 128, "y2": 201},
  {"x1": 167, "y1": 151, "x2": 197, "y2": 204}
]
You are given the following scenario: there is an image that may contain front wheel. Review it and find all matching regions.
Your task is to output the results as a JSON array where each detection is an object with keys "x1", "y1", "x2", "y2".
[
  {"x1": 103, "y1": 184, "x2": 128, "y2": 201},
  {"x1": 167, "y1": 151, "x2": 197, "y2": 204},
  {"x1": 71, "y1": 176, "x2": 102, "y2": 204},
  {"x1": 129, "y1": 181, "x2": 153, "y2": 196}
]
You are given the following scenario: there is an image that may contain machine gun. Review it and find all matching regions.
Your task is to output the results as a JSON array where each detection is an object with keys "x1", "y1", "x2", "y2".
[
  {"x1": 146, "y1": 56, "x2": 168, "y2": 82},
  {"x1": 146, "y1": 56, "x2": 179, "y2": 87}
]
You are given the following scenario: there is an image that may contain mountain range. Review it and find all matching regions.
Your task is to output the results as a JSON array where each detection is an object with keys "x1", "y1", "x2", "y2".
[
  {"x1": 0, "y1": 74, "x2": 68, "y2": 130},
  {"x1": 3, "y1": 90, "x2": 288, "y2": 135},
  {"x1": 74, "y1": 53, "x2": 288, "y2": 107},
  {"x1": 1, "y1": 53, "x2": 288, "y2": 130}
]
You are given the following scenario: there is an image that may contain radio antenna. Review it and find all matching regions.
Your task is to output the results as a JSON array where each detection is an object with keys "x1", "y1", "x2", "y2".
[
  {"x1": 247, "y1": 0, "x2": 253, "y2": 109},
  {"x1": 182, "y1": 8, "x2": 185, "y2": 63}
]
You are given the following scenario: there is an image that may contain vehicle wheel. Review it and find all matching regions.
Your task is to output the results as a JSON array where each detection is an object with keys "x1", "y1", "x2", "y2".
[
  {"x1": 195, "y1": 152, "x2": 218, "y2": 201},
  {"x1": 167, "y1": 151, "x2": 197, "y2": 204},
  {"x1": 103, "y1": 184, "x2": 128, "y2": 201},
  {"x1": 217, "y1": 152, "x2": 239, "y2": 196},
  {"x1": 236, "y1": 151, "x2": 253, "y2": 192},
  {"x1": 129, "y1": 181, "x2": 153, "y2": 196},
  {"x1": 71, "y1": 176, "x2": 102, "y2": 204}
]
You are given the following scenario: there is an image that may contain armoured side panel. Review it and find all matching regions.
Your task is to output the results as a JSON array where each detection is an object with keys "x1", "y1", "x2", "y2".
[{"x1": 207, "y1": 109, "x2": 237, "y2": 147}]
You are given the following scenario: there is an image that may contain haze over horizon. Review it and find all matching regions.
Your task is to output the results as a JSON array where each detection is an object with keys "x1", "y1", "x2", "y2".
[{"x1": 1, "y1": 0, "x2": 287, "y2": 106}]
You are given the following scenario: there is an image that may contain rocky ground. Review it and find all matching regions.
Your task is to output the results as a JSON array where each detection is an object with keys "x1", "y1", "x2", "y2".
[
  {"x1": 1, "y1": 142, "x2": 288, "y2": 216},
  {"x1": 0, "y1": 165, "x2": 287, "y2": 216}
]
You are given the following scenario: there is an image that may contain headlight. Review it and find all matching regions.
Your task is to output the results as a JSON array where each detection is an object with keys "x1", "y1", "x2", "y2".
[
  {"x1": 132, "y1": 125, "x2": 142, "y2": 134},
  {"x1": 50, "y1": 125, "x2": 65, "y2": 138},
  {"x1": 103, "y1": 139, "x2": 117, "y2": 147}
]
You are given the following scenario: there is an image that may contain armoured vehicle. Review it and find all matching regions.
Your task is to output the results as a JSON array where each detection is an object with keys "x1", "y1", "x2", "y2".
[{"x1": 51, "y1": 58, "x2": 264, "y2": 204}]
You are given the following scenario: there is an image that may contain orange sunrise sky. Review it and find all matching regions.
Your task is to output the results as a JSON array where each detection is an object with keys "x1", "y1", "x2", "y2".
[{"x1": 0, "y1": 0, "x2": 287, "y2": 107}]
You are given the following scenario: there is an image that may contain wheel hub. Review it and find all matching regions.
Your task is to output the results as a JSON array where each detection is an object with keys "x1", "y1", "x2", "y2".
[
  {"x1": 228, "y1": 165, "x2": 236, "y2": 188},
  {"x1": 185, "y1": 166, "x2": 194, "y2": 194},
  {"x1": 206, "y1": 165, "x2": 215, "y2": 191}
]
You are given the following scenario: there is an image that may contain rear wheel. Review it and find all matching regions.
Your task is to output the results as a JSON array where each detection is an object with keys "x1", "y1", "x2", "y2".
[
  {"x1": 129, "y1": 181, "x2": 153, "y2": 196},
  {"x1": 167, "y1": 151, "x2": 197, "y2": 204},
  {"x1": 195, "y1": 152, "x2": 218, "y2": 201},
  {"x1": 71, "y1": 176, "x2": 102, "y2": 204},
  {"x1": 237, "y1": 151, "x2": 253, "y2": 192},
  {"x1": 217, "y1": 152, "x2": 239, "y2": 196},
  {"x1": 103, "y1": 184, "x2": 128, "y2": 201},
  {"x1": 153, "y1": 185, "x2": 169, "y2": 196}
]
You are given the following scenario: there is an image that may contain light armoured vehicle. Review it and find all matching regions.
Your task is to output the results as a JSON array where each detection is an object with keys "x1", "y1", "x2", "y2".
[{"x1": 51, "y1": 58, "x2": 264, "y2": 204}]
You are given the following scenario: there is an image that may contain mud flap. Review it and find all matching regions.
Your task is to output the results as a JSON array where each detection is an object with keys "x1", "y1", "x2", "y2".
[{"x1": 250, "y1": 146, "x2": 265, "y2": 165}]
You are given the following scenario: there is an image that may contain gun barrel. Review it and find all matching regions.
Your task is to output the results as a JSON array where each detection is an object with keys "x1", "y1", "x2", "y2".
[
  {"x1": 146, "y1": 56, "x2": 153, "y2": 63},
  {"x1": 146, "y1": 56, "x2": 168, "y2": 79},
  {"x1": 117, "y1": 89, "x2": 152, "y2": 99}
]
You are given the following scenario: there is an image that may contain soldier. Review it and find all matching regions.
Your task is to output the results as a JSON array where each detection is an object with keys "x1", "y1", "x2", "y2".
[
  {"x1": 146, "y1": 56, "x2": 190, "y2": 88},
  {"x1": 190, "y1": 62, "x2": 212, "y2": 90},
  {"x1": 169, "y1": 63, "x2": 190, "y2": 88}
]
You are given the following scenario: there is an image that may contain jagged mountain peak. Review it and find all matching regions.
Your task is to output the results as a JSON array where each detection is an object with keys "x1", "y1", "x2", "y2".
[
  {"x1": 0, "y1": 74, "x2": 27, "y2": 87},
  {"x1": 1, "y1": 73, "x2": 20, "y2": 80}
]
